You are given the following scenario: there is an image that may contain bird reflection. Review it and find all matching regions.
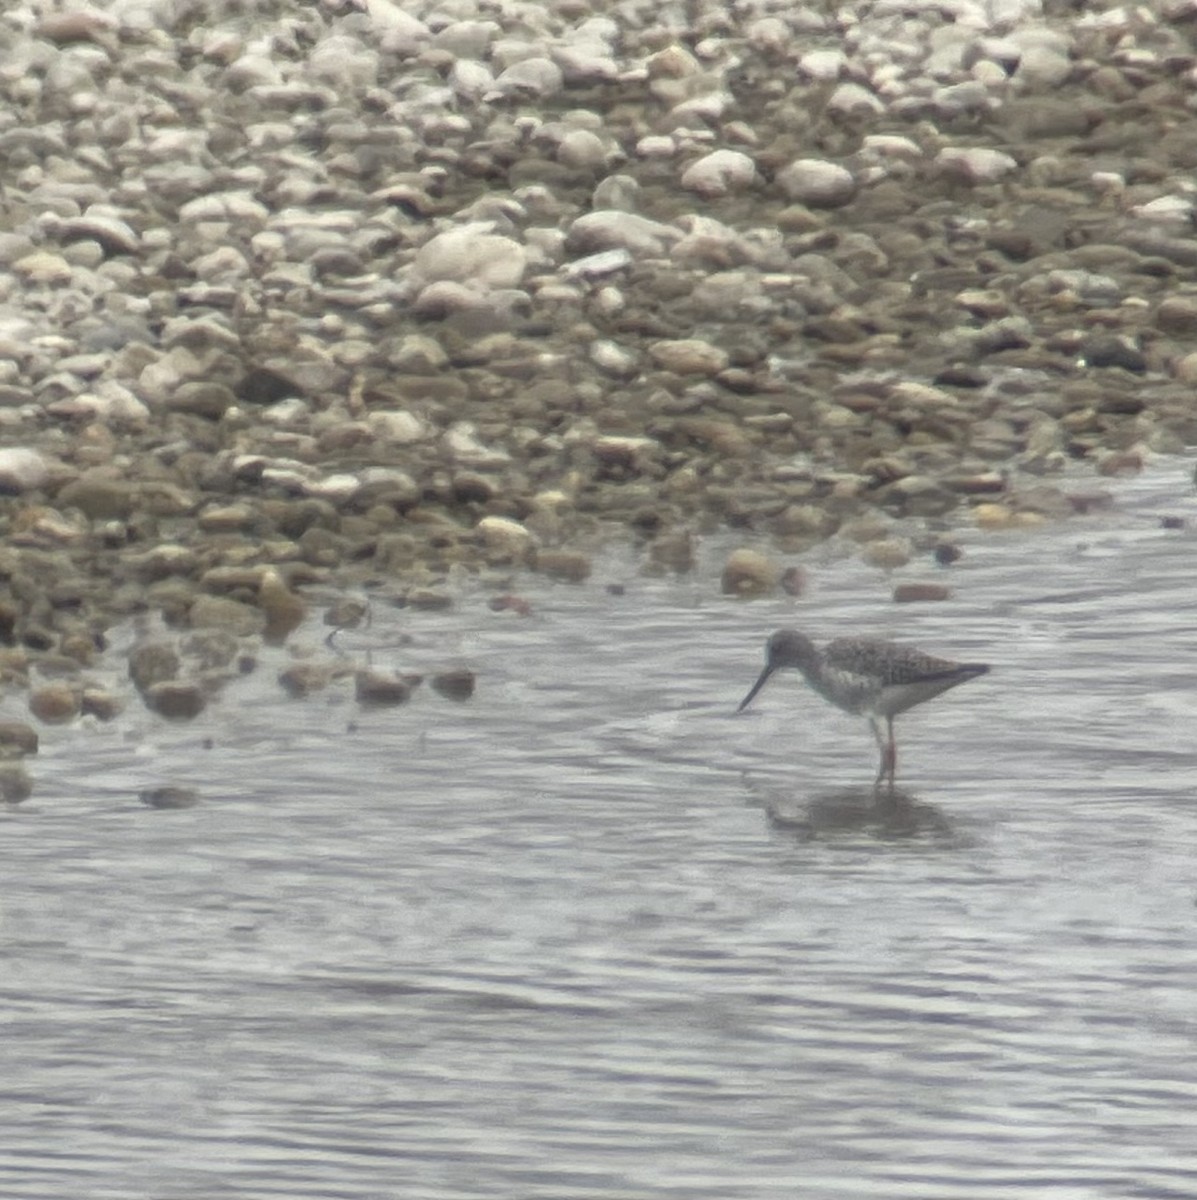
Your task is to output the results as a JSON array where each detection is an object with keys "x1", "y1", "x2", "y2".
[{"x1": 744, "y1": 778, "x2": 955, "y2": 843}]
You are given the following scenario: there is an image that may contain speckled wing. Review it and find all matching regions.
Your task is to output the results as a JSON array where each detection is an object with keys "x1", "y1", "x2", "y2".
[
  {"x1": 816, "y1": 638, "x2": 987, "y2": 717},
  {"x1": 821, "y1": 638, "x2": 961, "y2": 687}
]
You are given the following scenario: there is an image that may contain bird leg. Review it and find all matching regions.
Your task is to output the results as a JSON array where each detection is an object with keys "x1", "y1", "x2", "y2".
[
  {"x1": 884, "y1": 716, "x2": 897, "y2": 793},
  {"x1": 871, "y1": 716, "x2": 897, "y2": 795}
]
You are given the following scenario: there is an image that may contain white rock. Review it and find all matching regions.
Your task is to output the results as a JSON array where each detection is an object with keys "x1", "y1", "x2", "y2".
[
  {"x1": 476, "y1": 515, "x2": 537, "y2": 559},
  {"x1": 680, "y1": 149, "x2": 757, "y2": 197},
  {"x1": 305, "y1": 474, "x2": 361, "y2": 502},
  {"x1": 649, "y1": 338, "x2": 729, "y2": 375},
  {"x1": 589, "y1": 340, "x2": 639, "y2": 377},
  {"x1": 411, "y1": 281, "x2": 488, "y2": 317},
  {"x1": 826, "y1": 82, "x2": 885, "y2": 116},
  {"x1": 556, "y1": 128, "x2": 608, "y2": 170},
  {"x1": 368, "y1": 411, "x2": 427, "y2": 443},
  {"x1": 225, "y1": 53, "x2": 282, "y2": 90},
  {"x1": 490, "y1": 57, "x2": 563, "y2": 98},
  {"x1": 746, "y1": 17, "x2": 790, "y2": 52},
  {"x1": 430, "y1": 19, "x2": 497, "y2": 58},
  {"x1": 1013, "y1": 44, "x2": 1073, "y2": 88},
  {"x1": 562, "y1": 248, "x2": 633, "y2": 280},
  {"x1": 412, "y1": 227, "x2": 527, "y2": 289},
  {"x1": 0, "y1": 448, "x2": 52, "y2": 491},
  {"x1": 13, "y1": 252, "x2": 72, "y2": 284},
  {"x1": 449, "y1": 59, "x2": 493, "y2": 98},
  {"x1": 567, "y1": 211, "x2": 680, "y2": 257},
  {"x1": 1131, "y1": 196, "x2": 1194, "y2": 224},
  {"x1": 861, "y1": 134, "x2": 923, "y2": 160},
  {"x1": 308, "y1": 35, "x2": 378, "y2": 88},
  {"x1": 178, "y1": 191, "x2": 269, "y2": 225},
  {"x1": 776, "y1": 159, "x2": 857, "y2": 208},
  {"x1": 551, "y1": 44, "x2": 619, "y2": 84},
  {"x1": 636, "y1": 135, "x2": 677, "y2": 159},
  {"x1": 445, "y1": 422, "x2": 510, "y2": 468},
  {"x1": 936, "y1": 147, "x2": 1018, "y2": 184},
  {"x1": 364, "y1": 1, "x2": 431, "y2": 53},
  {"x1": 799, "y1": 49, "x2": 847, "y2": 81}
]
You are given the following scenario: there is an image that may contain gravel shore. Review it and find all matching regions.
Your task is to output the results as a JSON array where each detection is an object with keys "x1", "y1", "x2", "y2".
[{"x1": 2, "y1": 0, "x2": 1196, "y2": 718}]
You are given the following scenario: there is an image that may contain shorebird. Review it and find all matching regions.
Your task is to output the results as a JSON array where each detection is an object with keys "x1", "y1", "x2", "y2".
[{"x1": 738, "y1": 629, "x2": 989, "y2": 792}]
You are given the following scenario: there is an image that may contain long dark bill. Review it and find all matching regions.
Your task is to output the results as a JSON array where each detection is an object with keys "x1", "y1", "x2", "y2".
[{"x1": 737, "y1": 664, "x2": 774, "y2": 712}]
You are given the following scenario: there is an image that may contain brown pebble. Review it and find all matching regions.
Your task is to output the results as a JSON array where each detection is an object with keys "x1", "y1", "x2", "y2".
[
  {"x1": 259, "y1": 568, "x2": 306, "y2": 644},
  {"x1": 893, "y1": 583, "x2": 952, "y2": 603},
  {"x1": 29, "y1": 682, "x2": 81, "y2": 724},
  {"x1": 128, "y1": 642, "x2": 180, "y2": 692},
  {"x1": 0, "y1": 762, "x2": 33, "y2": 804},
  {"x1": 533, "y1": 550, "x2": 592, "y2": 582},
  {"x1": 0, "y1": 721, "x2": 39, "y2": 758},
  {"x1": 81, "y1": 688, "x2": 122, "y2": 721},
  {"x1": 355, "y1": 669, "x2": 422, "y2": 706},
  {"x1": 489, "y1": 594, "x2": 533, "y2": 616},
  {"x1": 406, "y1": 588, "x2": 453, "y2": 610},
  {"x1": 432, "y1": 669, "x2": 476, "y2": 701},
  {"x1": 781, "y1": 566, "x2": 807, "y2": 596},
  {"x1": 144, "y1": 681, "x2": 207, "y2": 720},
  {"x1": 278, "y1": 663, "x2": 336, "y2": 698},
  {"x1": 649, "y1": 530, "x2": 696, "y2": 573}
]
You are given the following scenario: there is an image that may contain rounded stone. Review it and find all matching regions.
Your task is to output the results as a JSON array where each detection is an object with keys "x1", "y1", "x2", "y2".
[
  {"x1": 128, "y1": 642, "x2": 181, "y2": 691},
  {"x1": 259, "y1": 569, "x2": 306, "y2": 644},
  {"x1": 355, "y1": 669, "x2": 420, "y2": 706},
  {"x1": 776, "y1": 159, "x2": 856, "y2": 208},
  {"x1": 0, "y1": 763, "x2": 33, "y2": 804},
  {"x1": 721, "y1": 548, "x2": 780, "y2": 597},
  {"x1": 144, "y1": 681, "x2": 207, "y2": 720},
  {"x1": 476, "y1": 515, "x2": 538, "y2": 562},
  {"x1": 189, "y1": 595, "x2": 266, "y2": 637},
  {"x1": 680, "y1": 150, "x2": 757, "y2": 198},
  {"x1": 431, "y1": 669, "x2": 476, "y2": 701},
  {"x1": 413, "y1": 229, "x2": 527, "y2": 289},
  {"x1": 29, "y1": 682, "x2": 82, "y2": 724},
  {"x1": 0, "y1": 721, "x2": 39, "y2": 758}
]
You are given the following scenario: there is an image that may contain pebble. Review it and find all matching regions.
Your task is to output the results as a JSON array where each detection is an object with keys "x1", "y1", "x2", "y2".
[
  {"x1": 29, "y1": 682, "x2": 82, "y2": 724},
  {"x1": 680, "y1": 150, "x2": 757, "y2": 197},
  {"x1": 0, "y1": 764, "x2": 33, "y2": 804},
  {"x1": 0, "y1": 721, "x2": 39, "y2": 758},
  {"x1": 721, "y1": 548, "x2": 780, "y2": 597},
  {"x1": 143, "y1": 681, "x2": 207, "y2": 720},
  {"x1": 355, "y1": 669, "x2": 421, "y2": 706},
  {"x1": 893, "y1": 583, "x2": 952, "y2": 603},
  {"x1": 259, "y1": 569, "x2": 306, "y2": 644},
  {"x1": 476, "y1": 515, "x2": 538, "y2": 562},
  {"x1": 431, "y1": 670, "x2": 476, "y2": 701}
]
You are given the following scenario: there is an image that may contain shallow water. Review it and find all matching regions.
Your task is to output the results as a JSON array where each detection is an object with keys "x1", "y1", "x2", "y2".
[{"x1": 4, "y1": 462, "x2": 1197, "y2": 1199}]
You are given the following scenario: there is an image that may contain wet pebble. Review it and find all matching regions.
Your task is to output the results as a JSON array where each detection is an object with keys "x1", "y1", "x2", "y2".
[
  {"x1": 139, "y1": 787, "x2": 199, "y2": 810},
  {"x1": 29, "y1": 683, "x2": 81, "y2": 725},
  {"x1": 143, "y1": 681, "x2": 207, "y2": 720},
  {"x1": 0, "y1": 721, "x2": 39, "y2": 758},
  {"x1": 431, "y1": 669, "x2": 476, "y2": 702},
  {"x1": 355, "y1": 669, "x2": 422, "y2": 707},
  {"x1": 721, "y1": 549, "x2": 780, "y2": 597}
]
